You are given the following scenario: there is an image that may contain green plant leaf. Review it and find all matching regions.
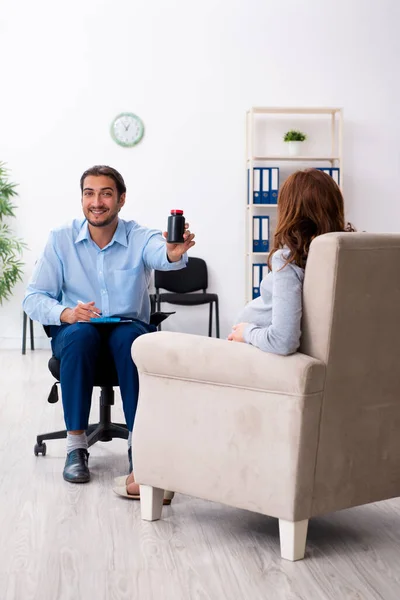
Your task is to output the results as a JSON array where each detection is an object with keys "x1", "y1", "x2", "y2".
[
  {"x1": 0, "y1": 163, "x2": 26, "y2": 303},
  {"x1": 283, "y1": 129, "x2": 307, "y2": 142}
]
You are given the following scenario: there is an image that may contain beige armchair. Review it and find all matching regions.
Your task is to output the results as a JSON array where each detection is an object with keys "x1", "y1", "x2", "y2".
[{"x1": 131, "y1": 233, "x2": 400, "y2": 561}]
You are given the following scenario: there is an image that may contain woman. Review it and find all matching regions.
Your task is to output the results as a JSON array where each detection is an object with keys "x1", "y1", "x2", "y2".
[{"x1": 228, "y1": 168, "x2": 354, "y2": 354}]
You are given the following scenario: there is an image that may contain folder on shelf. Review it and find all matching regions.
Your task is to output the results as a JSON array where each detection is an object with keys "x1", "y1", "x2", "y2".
[
  {"x1": 252, "y1": 264, "x2": 262, "y2": 299},
  {"x1": 331, "y1": 168, "x2": 340, "y2": 185},
  {"x1": 261, "y1": 168, "x2": 270, "y2": 204},
  {"x1": 260, "y1": 216, "x2": 269, "y2": 251},
  {"x1": 253, "y1": 212, "x2": 270, "y2": 252},
  {"x1": 253, "y1": 216, "x2": 261, "y2": 252},
  {"x1": 262, "y1": 264, "x2": 269, "y2": 280},
  {"x1": 253, "y1": 168, "x2": 261, "y2": 204},
  {"x1": 317, "y1": 168, "x2": 331, "y2": 177},
  {"x1": 270, "y1": 168, "x2": 279, "y2": 204},
  {"x1": 253, "y1": 216, "x2": 269, "y2": 252},
  {"x1": 316, "y1": 167, "x2": 340, "y2": 186}
]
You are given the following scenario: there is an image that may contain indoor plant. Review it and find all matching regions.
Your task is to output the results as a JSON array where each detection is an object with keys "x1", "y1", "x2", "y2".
[
  {"x1": 0, "y1": 162, "x2": 26, "y2": 303},
  {"x1": 283, "y1": 129, "x2": 307, "y2": 156}
]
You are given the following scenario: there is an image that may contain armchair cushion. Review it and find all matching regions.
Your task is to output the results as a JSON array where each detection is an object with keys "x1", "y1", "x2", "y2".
[{"x1": 132, "y1": 331, "x2": 325, "y2": 395}]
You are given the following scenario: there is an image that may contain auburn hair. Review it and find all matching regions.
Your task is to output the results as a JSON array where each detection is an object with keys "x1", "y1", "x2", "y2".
[{"x1": 268, "y1": 168, "x2": 354, "y2": 270}]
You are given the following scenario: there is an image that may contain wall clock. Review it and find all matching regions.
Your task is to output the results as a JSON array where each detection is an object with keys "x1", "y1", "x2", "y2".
[{"x1": 110, "y1": 112, "x2": 144, "y2": 147}]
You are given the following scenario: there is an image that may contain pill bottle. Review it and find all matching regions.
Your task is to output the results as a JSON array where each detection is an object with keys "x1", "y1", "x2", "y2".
[{"x1": 167, "y1": 209, "x2": 185, "y2": 243}]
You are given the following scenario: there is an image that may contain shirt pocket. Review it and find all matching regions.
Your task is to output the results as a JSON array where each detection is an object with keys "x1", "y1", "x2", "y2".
[
  {"x1": 113, "y1": 265, "x2": 142, "y2": 282},
  {"x1": 112, "y1": 265, "x2": 145, "y2": 313}
]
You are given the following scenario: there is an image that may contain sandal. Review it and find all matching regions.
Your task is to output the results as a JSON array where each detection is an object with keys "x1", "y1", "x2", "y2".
[{"x1": 112, "y1": 475, "x2": 174, "y2": 505}]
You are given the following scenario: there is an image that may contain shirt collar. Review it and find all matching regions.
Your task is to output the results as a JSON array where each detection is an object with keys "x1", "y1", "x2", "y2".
[{"x1": 75, "y1": 218, "x2": 128, "y2": 247}]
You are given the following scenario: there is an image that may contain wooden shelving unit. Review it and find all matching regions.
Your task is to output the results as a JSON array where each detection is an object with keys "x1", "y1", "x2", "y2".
[{"x1": 245, "y1": 106, "x2": 343, "y2": 303}]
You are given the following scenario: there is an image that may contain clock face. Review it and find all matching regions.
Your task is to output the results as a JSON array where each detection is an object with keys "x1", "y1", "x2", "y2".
[{"x1": 110, "y1": 112, "x2": 144, "y2": 147}]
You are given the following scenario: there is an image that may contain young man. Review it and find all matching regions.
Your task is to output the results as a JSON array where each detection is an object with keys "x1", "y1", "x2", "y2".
[{"x1": 23, "y1": 165, "x2": 195, "y2": 484}]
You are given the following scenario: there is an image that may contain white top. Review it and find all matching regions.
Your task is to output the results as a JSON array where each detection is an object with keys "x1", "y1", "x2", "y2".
[{"x1": 237, "y1": 249, "x2": 305, "y2": 355}]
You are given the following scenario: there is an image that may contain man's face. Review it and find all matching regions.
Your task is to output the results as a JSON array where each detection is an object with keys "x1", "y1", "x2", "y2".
[{"x1": 81, "y1": 175, "x2": 125, "y2": 228}]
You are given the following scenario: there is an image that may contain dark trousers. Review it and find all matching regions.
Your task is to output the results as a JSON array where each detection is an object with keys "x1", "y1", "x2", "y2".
[{"x1": 50, "y1": 321, "x2": 155, "y2": 432}]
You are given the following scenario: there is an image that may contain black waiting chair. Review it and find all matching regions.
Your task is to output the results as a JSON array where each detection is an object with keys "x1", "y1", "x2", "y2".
[
  {"x1": 22, "y1": 311, "x2": 35, "y2": 355},
  {"x1": 34, "y1": 311, "x2": 173, "y2": 456},
  {"x1": 154, "y1": 257, "x2": 220, "y2": 338}
]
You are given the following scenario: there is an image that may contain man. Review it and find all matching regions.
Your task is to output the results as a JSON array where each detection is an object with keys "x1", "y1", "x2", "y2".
[{"x1": 23, "y1": 165, "x2": 195, "y2": 485}]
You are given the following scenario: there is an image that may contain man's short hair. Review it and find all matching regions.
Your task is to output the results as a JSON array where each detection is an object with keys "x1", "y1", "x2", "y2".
[{"x1": 80, "y1": 166, "x2": 126, "y2": 197}]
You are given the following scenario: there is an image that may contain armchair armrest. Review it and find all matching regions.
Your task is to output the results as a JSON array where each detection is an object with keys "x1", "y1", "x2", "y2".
[{"x1": 132, "y1": 332, "x2": 325, "y2": 395}]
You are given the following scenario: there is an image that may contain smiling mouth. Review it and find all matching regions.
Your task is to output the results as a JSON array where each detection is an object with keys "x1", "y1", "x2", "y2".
[{"x1": 90, "y1": 209, "x2": 108, "y2": 216}]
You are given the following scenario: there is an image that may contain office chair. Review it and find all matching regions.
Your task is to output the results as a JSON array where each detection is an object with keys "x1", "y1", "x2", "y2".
[
  {"x1": 154, "y1": 257, "x2": 220, "y2": 338},
  {"x1": 33, "y1": 311, "x2": 173, "y2": 456}
]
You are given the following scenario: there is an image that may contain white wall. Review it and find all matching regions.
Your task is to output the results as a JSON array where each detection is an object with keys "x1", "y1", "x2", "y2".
[{"x1": 0, "y1": 0, "x2": 399, "y2": 348}]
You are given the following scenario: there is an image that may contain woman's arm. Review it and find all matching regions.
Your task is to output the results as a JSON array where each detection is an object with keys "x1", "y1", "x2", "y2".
[{"x1": 238, "y1": 254, "x2": 304, "y2": 355}]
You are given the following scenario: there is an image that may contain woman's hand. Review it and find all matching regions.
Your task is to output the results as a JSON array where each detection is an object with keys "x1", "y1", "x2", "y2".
[
  {"x1": 228, "y1": 322, "x2": 249, "y2": 343},
  {"x1": 164, "y1": 222, "x2": 195, "y2": 262}
]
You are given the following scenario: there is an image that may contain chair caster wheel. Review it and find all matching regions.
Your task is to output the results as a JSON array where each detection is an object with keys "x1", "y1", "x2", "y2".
[{"x1": 34, "y1": 442, "x2": 46, "y2": 456}]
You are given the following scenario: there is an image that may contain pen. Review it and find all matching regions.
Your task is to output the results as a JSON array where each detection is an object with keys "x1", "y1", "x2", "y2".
[{"x1": 77, "y1": 300, "x2": 101, "y2": 317}]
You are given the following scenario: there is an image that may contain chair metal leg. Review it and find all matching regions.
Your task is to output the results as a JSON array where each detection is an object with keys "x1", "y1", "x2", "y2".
[
  {"x1": 156, "y1": 294, "x2": 162, "y2": 331},
  {"x1": 22, "y1": 312, "x2": 27, "y2": 355},
  {"x1": 37, "y1": 430, "x2": 68, "y2": 444},
  {"x1": 29, "y1": 317, "x2": 35, "y2": 350},
  {"x1": 208, "y1": 302, "x2": 213, "y2": 337},
  {"x1": 35, "y1": 382, "x2": 129, "y2": 456},
  {"x1": 150, "y1": 294, "x2": 156, "y2": 314},
  {"x1": 215, "y1": 297, "x2": 220, "y2": 338},
  {"x1": 87, "y1": 423, "x2": 128, "y2": 447}
]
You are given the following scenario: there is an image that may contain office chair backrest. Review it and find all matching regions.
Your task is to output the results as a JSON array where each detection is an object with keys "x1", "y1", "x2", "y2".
[{"x1": 155, "y1": 257, "x2": 208, "y2": 294}]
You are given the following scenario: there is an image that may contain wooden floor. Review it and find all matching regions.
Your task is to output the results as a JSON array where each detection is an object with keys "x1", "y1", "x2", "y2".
[{"x1": 1, "y1": 350, "x2": 400, "y2": 600}]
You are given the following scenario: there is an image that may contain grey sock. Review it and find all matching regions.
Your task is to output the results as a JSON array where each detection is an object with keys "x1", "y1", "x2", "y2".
[
  {"x1": 67, "y1": 432, "x2": 88, "y2": 455},
  {"x1": 128, "y1": 430, "x2": 132, "y2": 448}
]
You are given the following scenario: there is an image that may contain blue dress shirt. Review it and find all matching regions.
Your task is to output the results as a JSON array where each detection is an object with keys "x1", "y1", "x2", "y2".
[{"x1": 23, "y1": 218, "x2": 187, "y2": 325}]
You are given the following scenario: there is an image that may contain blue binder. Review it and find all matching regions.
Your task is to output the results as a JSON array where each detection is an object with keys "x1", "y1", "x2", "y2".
[
  {"x1": 253, "y1": 168, "x2": 262, "y2": 204},
  {"x1": 262, "y1": 264, "x2": 269, "y2": 280},
  {"x1": 260, "y1": 216, "x2": 269, "y2": 251},
  {"x1": 252, "y1": 263, "x2": 263, "y2": 299},
  {"x1": 248, "y1": 169, "x2": 262, "y2": 204},
  {"x1": 253, "y1": 216, "x2": 269, "y2": 252},
  {"x1": 316, "y1": 167, "x2": 340, "y2": 186},
  {"x1": 261, "y1": 168, "x2": 270, "y2": 204},
  {"x1": 253, "y1": 216, "x2": 261, "y2": 252},
  {"x1": 330, "y1": 168, "x2": 340, "y2": 185},
  {"x1": 270, "y1": 167, "x2": 279, "y2": 204}
]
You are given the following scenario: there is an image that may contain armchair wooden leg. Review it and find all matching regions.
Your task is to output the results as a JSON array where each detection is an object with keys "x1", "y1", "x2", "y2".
[
  {"x1": 140, "y1": 485, "x2": 164, "y2": 521},
  {"x1": 278, "y1": 519, "x2": 308, "y2": 561}
]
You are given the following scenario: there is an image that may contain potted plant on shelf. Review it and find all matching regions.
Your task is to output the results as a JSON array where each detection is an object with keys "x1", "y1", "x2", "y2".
[
  {"x1": 0, "y1": 162, "x2": 26, "y2": 303},
  {"x1": 283, "y1": 129, "x2": 307, "y2": 156}
]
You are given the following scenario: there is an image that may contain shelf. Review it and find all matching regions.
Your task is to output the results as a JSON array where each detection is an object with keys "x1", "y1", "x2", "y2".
[
  {"x1": 245, "y1": 106, "x2": 343, "y2": 304},
  {"x1": 247, "y1": 156, "x2": 340, "y2": 162},
  {"x1": 248, "y1": 107, "x2": 341, "y2": 115},
  {"x1": 247, "y1": 204, "x2": 277, "y2": 209}
]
